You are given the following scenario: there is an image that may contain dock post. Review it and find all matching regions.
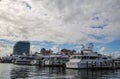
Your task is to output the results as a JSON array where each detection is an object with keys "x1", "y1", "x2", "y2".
[
  {"x1": 112, "y1": 61, "x2": 113, "y2": 69},
  {"x1": 87, "y1": 61, "x2": 88, "y2": 69},
  {"x1": 112, "y1": 61, "x2": 116, "y2": 70},
  {"x1": 95, "y1": 62, "x2": 97, "y2": 70},
  {"x1": 91, "y1": 62, "x2": 93, "y2": 69},
  {"x1": 86, "y1": 61, "x2": 89, "y2": 75},
  {"x1": 100, "y1": 62, "x2": 102, "y2": 69}
]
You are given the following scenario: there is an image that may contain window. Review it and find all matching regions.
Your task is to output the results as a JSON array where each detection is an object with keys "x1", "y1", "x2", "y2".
[
  {"x1": 89, "y1": 56, "x2": 97, "y2": 59},
  {"x1": 82, "y1": 56, "x2": 89, "y2": 59},
  {"x1": 103, "y1": 57, "x2": 107, "y2": 59}
]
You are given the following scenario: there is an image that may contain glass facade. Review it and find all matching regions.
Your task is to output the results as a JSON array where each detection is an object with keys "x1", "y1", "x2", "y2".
[{"x1": 13, "y1": 41, "x2": 30, "y2": 55}]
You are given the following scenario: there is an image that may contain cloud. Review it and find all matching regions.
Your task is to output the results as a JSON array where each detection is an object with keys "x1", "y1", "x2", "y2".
[
  {"x1": 115, "y1": 51, "x2": 120, "y2": 58},
  {"x1": 98, "y1": 46, "x2": 120, "y2": 58},
  {"x1": 111, "y1": 50, "x2": 120, "y2": 58},
  {"x1": 31, "y1": 45, "x2": 41, "y2": 53},
  {"x1": 0, "y1": 42, "x2": 13, "y2": 57},
  {"x1": 98, "y1": 47, "x2": 106, "y2": 54},
  {"x1": 51, "y1": 45, "x2": 60, "y2": 53},
  {"x1": 0, "y1": 0, "x2": 120, "y2": 44}
]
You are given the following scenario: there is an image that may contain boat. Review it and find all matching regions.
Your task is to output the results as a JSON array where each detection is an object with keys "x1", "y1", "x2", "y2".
[
  {"x1": 30, "y1": 59, "x2": 41, "y2": 65},
  {"x1": 42, "y1": 55, "x2": 69, "y2": 67},
  {"x1": 14, "y1": 55, "x2": 35, "y2": 65},
  {"x1": 66, "y1": 43, "x2": 112, "y2": 69}
]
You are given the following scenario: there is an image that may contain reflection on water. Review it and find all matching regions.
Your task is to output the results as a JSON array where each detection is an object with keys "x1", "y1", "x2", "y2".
[
  {"x1": 10, "y1": 66, "x2": 29, "y2": 79},
  {"x1": 0, "y1": 64, "x2": 120, "y2": 79},
  {"x1": 10, "y1": 66, "x2": 67, "y2": 79}
]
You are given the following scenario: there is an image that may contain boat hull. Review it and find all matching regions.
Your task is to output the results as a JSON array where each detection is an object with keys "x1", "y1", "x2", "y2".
[{"x1": 66, "y1": 60, "x2": 113, "y2": 69}]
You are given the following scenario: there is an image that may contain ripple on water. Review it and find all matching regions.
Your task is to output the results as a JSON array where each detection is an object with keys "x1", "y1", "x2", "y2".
[{"x1": 0, "y1": 64, "x2": 120, "y2": 79}]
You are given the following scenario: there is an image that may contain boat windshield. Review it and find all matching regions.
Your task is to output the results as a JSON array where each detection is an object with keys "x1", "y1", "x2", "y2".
[
  {"x1": 81, "y1": 56, "x2": 98, "y2": 59},
  {"x1": 81, "y1": 56, "x2": 89, "y2": 59},
  {"x1": 102, "y1": 57, "x2": 108, "y2": 59},
  {"x1": 71, "y1": 56, "x2": 81, "y2": 59},
  {"x1": 71, "y1": 56, "x2": 99, "y2": 60},
  {"x1": 89, "y1": 56, "x2": 98, "y2": 59}
]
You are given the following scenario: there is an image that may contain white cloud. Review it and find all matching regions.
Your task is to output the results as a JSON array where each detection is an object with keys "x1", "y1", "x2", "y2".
[
  {"x1": 98, "y1": 47, "x2": 106, "y2": 54},
  {"x1": 98, "y1": 47, "x2": 120, "y2": 58},
  {"x1": 99, "y1": 47, "x2": 106, "y2": 52},
  {"x1": 30, "y1": 44, "x2": 41, "y2": 53},
  {"x1": 51, "y1": 45, "x2": 61, "y2": 53},
  {"x1": 0, "y1": 0, "x2": 120, "y2": 44},
  {"x1": 0, "y1": 43, "x2": 13, "y2": 57},
  {"x1": 111, "y1": 51, "x2": 120, "y2": 58}
]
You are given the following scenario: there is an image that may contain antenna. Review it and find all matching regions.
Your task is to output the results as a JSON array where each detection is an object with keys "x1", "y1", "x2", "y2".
[{"x1": 57, "y1": 47, "x2": 59, "y2": 54}]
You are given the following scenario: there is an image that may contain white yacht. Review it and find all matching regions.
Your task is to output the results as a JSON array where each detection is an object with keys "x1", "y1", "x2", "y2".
[
  {"x1": 42, "y1": 55, "x2": 69, "y2": 67},
  {"x1": 66, "y1": 43, "x2": 112, "y2": 69},
  {"x1": 14, "y1": 55, "x2": 35, "y2": 65}
]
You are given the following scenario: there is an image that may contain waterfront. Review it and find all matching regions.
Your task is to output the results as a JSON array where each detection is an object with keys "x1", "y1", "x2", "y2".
[{"x1": 0, "y1": 64, "x2": 120, "y2": 79}]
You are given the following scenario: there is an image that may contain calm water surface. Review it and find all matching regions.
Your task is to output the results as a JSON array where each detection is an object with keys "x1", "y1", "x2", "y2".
[{"x1": 0, "y1": 63, "x2": 120, "y2": 79}]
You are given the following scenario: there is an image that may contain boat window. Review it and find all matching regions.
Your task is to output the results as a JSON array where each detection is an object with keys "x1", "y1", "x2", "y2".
[
  {"x1": 71, "y1": 56, "x2": 81, "y2": 59},
  {"x1": 103, "y1": 57, "x2": 107, "y2": 59},
  {"x1": 17, "y1": 61, "x2": 29, "y2": 62},
  {"x1": 81, "y1": 56, "x2": 89, "y2": 59},
  {"x1": 79, "y1": 56, "x2": 81, "y2": 59},
  {"x1": 89, "y1": 56, "x2": 97, "y2": 59},
  {"x1": 72, "y1": 56, "x2": 76, "y2": 59}
]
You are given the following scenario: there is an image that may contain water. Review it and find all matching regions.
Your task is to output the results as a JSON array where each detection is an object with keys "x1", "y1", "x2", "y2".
[{"x1": 0, "y1": 63, "x2": 120, "y2": 79}]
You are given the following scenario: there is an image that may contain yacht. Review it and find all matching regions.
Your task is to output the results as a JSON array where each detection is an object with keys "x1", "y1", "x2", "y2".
[
  {"x1": 42, "y1": 55, "x2": 69, "y2": 67},
  {"x1": 66, "y1": 43, "x2": 112, "y2": 69},
  {"x1": 14, "y1": 55, "x2": 35, "y2": 65}
]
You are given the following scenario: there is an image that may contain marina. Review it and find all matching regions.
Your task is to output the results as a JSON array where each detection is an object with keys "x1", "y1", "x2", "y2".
[
  {"x1": 1, "y1": 43, "x2": 120, "y2": 70},
  {"x1": 0, "y1": 0, "x2": 119, "y2": 79},
  {"x1": 0, "y1": 43, "x2": 120, "y2": 79}
]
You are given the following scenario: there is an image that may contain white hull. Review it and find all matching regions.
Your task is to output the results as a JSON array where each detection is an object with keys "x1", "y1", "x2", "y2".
[
  {"x1": 14, "y1": 60, "x2": 31, "y2": 65},
  {"x1": 66, "y1": 60, "x2": 112, "y2": 69},
  {"x1": 30, "y1": 60, "x2": 40, "y2": 65}
]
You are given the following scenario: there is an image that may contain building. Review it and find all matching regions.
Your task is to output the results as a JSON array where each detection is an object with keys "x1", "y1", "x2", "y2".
[
  {"x1": 40, "y1": 48, "x2": 46, "y2": 55},
  {"x1": 13, "y1": 41, "x2": 30, "y2": 55}
]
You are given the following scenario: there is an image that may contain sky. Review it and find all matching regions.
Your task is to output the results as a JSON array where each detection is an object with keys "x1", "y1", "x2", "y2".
[{"x1": 0, "y1": 0, "x2": 120, "y2": 57}]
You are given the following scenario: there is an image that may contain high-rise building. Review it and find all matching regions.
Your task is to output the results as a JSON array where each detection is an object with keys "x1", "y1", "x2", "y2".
[{"x1": 13, "y1": 41, "x2": 30, "y2": 55}]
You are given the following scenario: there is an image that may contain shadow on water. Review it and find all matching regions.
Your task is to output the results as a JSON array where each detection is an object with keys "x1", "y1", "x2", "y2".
[{"x1": 10, "y1": 65, "x2": 119, "y2": 79}]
